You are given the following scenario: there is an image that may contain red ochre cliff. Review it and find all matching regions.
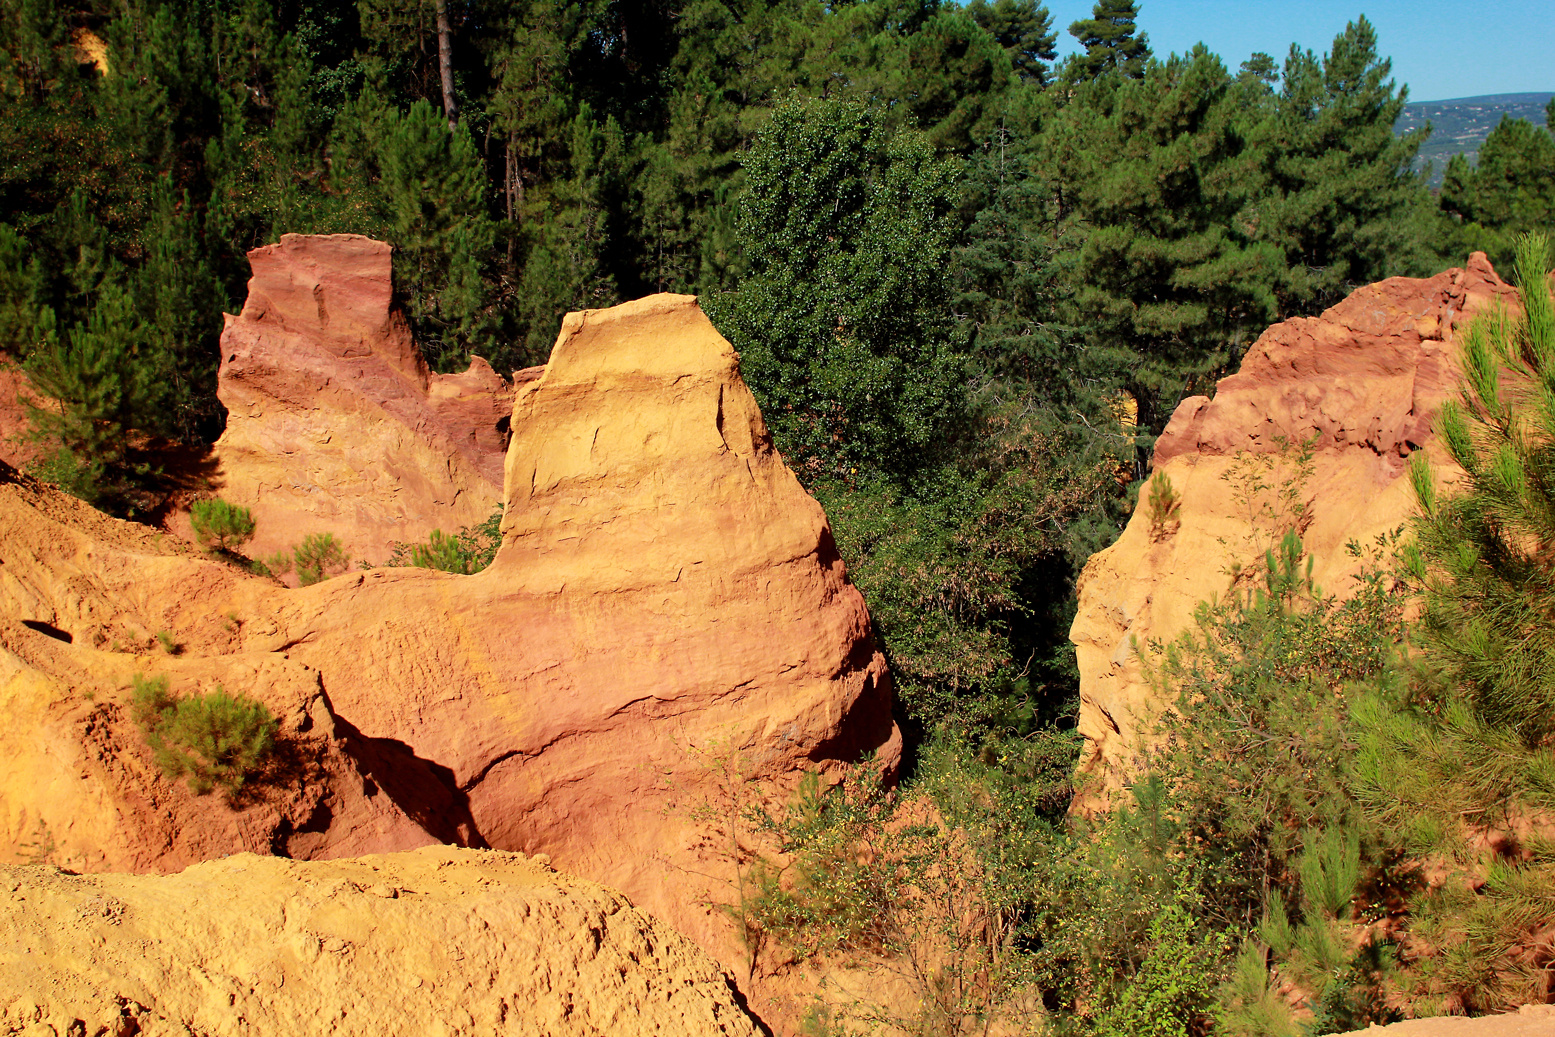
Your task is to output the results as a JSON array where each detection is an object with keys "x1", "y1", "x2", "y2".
[{"x1": 211, "y1": 233, "x2": 513, "y2": 566}]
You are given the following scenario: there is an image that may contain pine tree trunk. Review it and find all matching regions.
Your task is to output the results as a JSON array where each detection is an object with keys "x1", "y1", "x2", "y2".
[{"x1": 435, "y1": 0, "x2": 458, "y2": 130}]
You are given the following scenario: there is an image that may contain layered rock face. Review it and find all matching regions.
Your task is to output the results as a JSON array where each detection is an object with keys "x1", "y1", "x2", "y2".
[
  {"x1": 1, "y1": 284, "x2": 898, "y2": 1019},
  {"x1": 212, "y1": 234, "x2": 512, "y2": 565},
  {"x1": 1070, "y1": 255, "x2": 1517, "y2": 809},
  {"x1": 1, "y1": 847, "x2": 762, "y2": 1037},
  {"x1": 269, "y1": 294, "x2": 901, "y2": 974}
]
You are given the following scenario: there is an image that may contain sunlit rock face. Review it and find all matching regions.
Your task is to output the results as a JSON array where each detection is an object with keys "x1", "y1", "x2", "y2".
[
  {"x1": 0, "y1": 846, "x2": 765, "y2": 1037},
  {"x1": 2, "y1": 278, "x2": 899, "y2": 1016},
  {"x1": 212, "y1": 233, "x2": 512, "y2": 566},
  {"x1": 1069, "y1": 255, "x2": 1516, "y2": 811}
]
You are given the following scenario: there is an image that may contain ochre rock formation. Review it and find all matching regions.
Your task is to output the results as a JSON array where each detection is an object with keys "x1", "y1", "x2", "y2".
[
  {"x1": 1332, "y1": 1007, "x2": 1555, "y2": 1037},
  {"x1": 268, "y1": 294, "x2": 900, "y2": 986},
  {"x1": 1, "y1": 847, "x2": 762, "y2": 1037},
  {"x1": 1069, "y1": 255, "x2": 1517, "y2": 809},
  {"x1": 0, "y1": 463, "x2": 443, "y2": 872},
  {"x1": 1, "y1": 288, "x2": 898, "y2": 1026},
  {"x1": 212, "y1": 233, "x2": 512, "y2": 565}
]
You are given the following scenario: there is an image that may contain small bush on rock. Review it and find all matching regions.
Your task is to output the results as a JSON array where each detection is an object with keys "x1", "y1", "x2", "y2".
[
  {"x1": 189, "y1": 498, "x2": 256, "y2": 552},
  {"x1": 1147, "y1": 470, "x2": 1182, "y2": 542},
  {"x1": 293, "y1": 533, "x2": 347, "y2": 585},
  {"x1": 132, "y1": 673, "x2": 277, "y2": 797},
  {"x1": 385, "y1": 505, "x2": 503, "y2": 574}
]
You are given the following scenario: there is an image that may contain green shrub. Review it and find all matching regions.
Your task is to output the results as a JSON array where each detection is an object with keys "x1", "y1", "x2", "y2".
[
  {"x1": 246, "y1": 533, "x2": 347, "y2": 584},
  {"x1": 1146, "y1": 470, "x2": 1181, "y2": 542},
  {"x1": 1093, "y1": 903, "x2": 1228, "y2": 1037},
  {"x1": 131, "y1": 673, "x2": 277, "y2": 797},
  {"x1": 1218, "y1": 942, "x2": 1300, "y2": 1037},
  {"x1": 385, "y1": 505, "x2": 503, "y2": 575},
  {"x1": 189, "y1": 497, "x2": 256, "y2": 552},
  {"x1": 721, "y1": 741, "x2": 1072, "y2": 1036},
  {"x1": 252, "y1": 550, "x2": 293, "y2": 579},
  {"x1": 22, "y1": 280, "x2": 165, "y2": 513},
  {"x1": 293, "y1": 532, "x2": 347, "y2": 586}
]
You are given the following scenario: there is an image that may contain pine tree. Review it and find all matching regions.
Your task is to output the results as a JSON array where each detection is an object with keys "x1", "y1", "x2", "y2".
[
  {"x1": 133, "y1": 177, "x2": 225, "y2": 442},
  {"x1": 965, "y1": 0, "x2": 1058, "y2": 84},
  {"x1": 1439, "y1": 115, "x2": 1555, "y2": 272},
  {"x1": 1247, "y1": 17, "x2": 1428, "y2": 315},
  {"x1": 485, "y1": 0, "x2": 589, "y2": 233},
  {"x1": 1037, "y1": 47, "x2": 1280, "y2": 473},
  {"x1": 627, "y1": 0, "x2": 770, "y2": 296},
  {"x1": 0, "y1": 0, "x2": 69, "y2": 101},
  {"x1": 508, "y1": 102, "x2": 627, "y2": 369},
  {"x1": 373, "y1": 97, "x2": 497, "y2": 370},
  {"x1": 890, "y1": 6, "x2": 1017, "y2": 154},
  {"x1": 1409, "y1": 233, "x2": 1555, "y2": 748},
  {"x1": 23, "y1": 276, "x2": 162, "y2": 505},
  {"x1": 204, "y1": 0, "x2": 336, "y2": 246},
  {"x1": 0, "y1": 222, "x2": 48, "y2": 352},
  {"x1": 952, "y1": 107, "x2": 1080, "y2": 396},
  {"x1": 1066, "y1": 0, "x2": 1150, "y2": 81}
]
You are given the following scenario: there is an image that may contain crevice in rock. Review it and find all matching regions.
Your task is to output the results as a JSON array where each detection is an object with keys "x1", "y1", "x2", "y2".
[{"x1": 458, "y1": 748, "x2": 531, "y2": 794}]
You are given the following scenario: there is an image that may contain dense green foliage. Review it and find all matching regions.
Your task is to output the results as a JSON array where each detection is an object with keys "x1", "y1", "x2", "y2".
[
  {"x1": 132, "y1": 672, "x2": 278, "y2": 797},
  {"x1": 726, "y1": 244, "x2": 1555, "y2": 1032},
  {"x1": 1439, "y1": 112, "x2": 1555, "y2": 272},
  {"x1": 707, "y1": 97, "x2": 965, "y2": 482}
]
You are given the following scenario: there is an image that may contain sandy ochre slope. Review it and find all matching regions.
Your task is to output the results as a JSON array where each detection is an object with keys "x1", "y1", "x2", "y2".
[
  {"x1": 1334, "y1": 1006, "x2": 1555, "y2": 1037},
  {"x1": 1, "y1": 846, "x2": 763, "y2": 1036}
]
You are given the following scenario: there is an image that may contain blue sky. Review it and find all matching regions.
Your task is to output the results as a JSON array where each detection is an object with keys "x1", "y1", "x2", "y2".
[{"x1": 1044, "y1": 1, "x2": 1554, "y2": 103}]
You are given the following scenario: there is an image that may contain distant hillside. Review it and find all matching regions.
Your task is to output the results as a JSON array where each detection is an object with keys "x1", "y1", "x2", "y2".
[{"x1": 1395, "y1": 92, "x2": 1554, "y2": 186}]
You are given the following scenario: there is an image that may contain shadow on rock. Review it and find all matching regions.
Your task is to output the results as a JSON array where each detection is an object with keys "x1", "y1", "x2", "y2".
[{"x1": 332, "y1": 714, "x2": 487, "y2": 848}]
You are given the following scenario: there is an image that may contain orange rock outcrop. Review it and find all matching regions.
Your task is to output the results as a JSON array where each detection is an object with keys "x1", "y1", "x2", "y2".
[
  {"x1": 1069, "y1": 255, "x2": 1517, "y2": 809},
  {"x1": 2, "y1": 847, "x2": 763, "y2": 1036},
  {"x1": 2, "y1": 284, "x2": 898, "y2": 1022},
  {"x1": 212, "y1": 233, "x2": 512, "y2": 565},
  {"x1": 271, "y1": 294, "x2": 901, "y2": 979},
  {"x1": 0, "y1": 463, "x2": 442, "y2": 871}
]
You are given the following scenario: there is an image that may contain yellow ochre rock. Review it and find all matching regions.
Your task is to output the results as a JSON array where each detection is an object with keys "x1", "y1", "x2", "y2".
[
  {"x1": 0, "y1": 283, "x2": 898, "y2": 1022},
  {"x1": 0, "y1": 846, "x2": 762, "y2": 1036}
]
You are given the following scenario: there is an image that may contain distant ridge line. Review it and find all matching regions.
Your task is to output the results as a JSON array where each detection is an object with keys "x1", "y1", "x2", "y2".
[{"x1": 1407, "y1": 91, "x2": 1552, "y2": 107}]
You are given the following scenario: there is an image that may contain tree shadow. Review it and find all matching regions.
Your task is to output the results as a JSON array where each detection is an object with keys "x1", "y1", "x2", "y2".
[{"x1": 138, "y1": 437, "x2": 226, "y2": 529}]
